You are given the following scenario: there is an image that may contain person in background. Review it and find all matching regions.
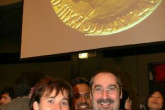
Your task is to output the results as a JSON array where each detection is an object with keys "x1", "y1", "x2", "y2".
[
  {"x1": 146, "y1": 88, "x2": 165, "y2": 110},
  {"x1": 120, "y1": 89, "x2": 132, "y2": 110},
  {"x1": 0, "y1": 87, "x2": 15, "y2": 105},
  {"x1": 29, "y1": 77, "x2": 73, "y2": 110},
  {"x1": 0, "y1": 72, "x2": 43, "y2": 110},
  {"x1": 90, "y1": 71, "x2": 122, "y2": 110},
  {"x1": 71, "y1": 77, "x2": 92, "y2": 110}
]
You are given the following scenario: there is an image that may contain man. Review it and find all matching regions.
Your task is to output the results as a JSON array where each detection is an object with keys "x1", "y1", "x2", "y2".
[
  {"x1": 29, "y1": 77, "x2": 73, "y2": 110},
  {"x1": 0, "y1": 87, "x2": 15, "y2": 105},
  {"x1": 71, "y1": 77, "x2": 92, "y2": 110},
  {"x1": 90, "y1": 71, "x2": 122, "y2": 110}
]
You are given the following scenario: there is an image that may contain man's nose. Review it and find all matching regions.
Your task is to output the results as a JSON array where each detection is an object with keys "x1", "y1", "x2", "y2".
[
  {"x1": 80, "y1": 95, "x2": 87, "y2": 102},
  {"x1": 101, "y1": 90, "x2": 108, "y2": 99}
]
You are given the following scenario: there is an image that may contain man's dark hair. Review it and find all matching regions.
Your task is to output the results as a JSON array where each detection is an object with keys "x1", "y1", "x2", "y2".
[
  {"x1": 0, "y1": 86, "x2": 15, "y2": 100},
  {"x1": 71, "y1": 77, "x2": 90, "y2": 87},
  {"x1": 29, "y1": 77, "x2": 73, "y2": 110}
]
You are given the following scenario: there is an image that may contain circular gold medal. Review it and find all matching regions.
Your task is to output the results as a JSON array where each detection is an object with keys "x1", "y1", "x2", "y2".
[{"x1": 50, "y1": 0, "x2": 163, "y2": 36}]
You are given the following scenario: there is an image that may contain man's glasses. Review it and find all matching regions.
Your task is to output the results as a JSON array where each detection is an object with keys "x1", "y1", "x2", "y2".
[{"x1": 92, "y1": 85, "x2": 119, "y2": 94}]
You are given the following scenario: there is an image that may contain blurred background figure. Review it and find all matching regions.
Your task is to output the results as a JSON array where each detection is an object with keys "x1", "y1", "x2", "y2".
[
  {"x1": 146, "y1": 88, "x2": 165, "y2": 110},
  {"x1": 71, "y1": 77, "x2": 92, "y2": 110},
  {"x1": 29, "y1": 77, "x2": 73, "y2": 110},
  {"x1": 0, "y1": 72, "x2": 43, "y2": 110},
  {"x1": 120, "y1": 89, "x2": 132, "y2": 110},
  {"x1": 0, "y1": 87, "x2": 15, "y2": 105}
]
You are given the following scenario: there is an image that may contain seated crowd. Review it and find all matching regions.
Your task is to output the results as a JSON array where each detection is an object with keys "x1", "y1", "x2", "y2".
[{"x1": 0, "y1": 71, "x2": 164, "y2": 110}]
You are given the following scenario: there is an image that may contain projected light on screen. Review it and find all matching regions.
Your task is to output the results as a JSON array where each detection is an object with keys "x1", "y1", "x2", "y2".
[{"x1": 50, "y1": 0, "x2": 162, "y2": 36}]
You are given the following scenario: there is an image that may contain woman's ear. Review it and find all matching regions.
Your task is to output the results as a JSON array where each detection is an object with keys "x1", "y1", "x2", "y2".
[{"x1": 33, "y1": 101, "x2": 39, "y2": 110}]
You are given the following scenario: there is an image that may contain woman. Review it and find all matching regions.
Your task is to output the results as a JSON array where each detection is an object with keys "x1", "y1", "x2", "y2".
[
  {"x1": 120, "y1": 89, "x2": 132, "y2": 110},
  {"x1": 29, "y1": 77, "x2": 73, "y2": 110},
  {"x1": 146, "y1": 88, "x2": 165, "y2": 110}
]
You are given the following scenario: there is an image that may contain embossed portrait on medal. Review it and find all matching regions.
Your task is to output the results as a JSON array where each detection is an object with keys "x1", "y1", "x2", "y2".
[{"x1": 50, "y1": 0, "x2": 163, "y2": 36}]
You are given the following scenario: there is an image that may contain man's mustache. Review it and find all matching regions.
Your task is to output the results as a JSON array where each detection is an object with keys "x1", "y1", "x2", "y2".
[
  {"x1": 97, "y1": 99, "x2": 114, "y2": 104},
  {"x1": 77, "y1": 102, "x2": 90, "y2": 108}
]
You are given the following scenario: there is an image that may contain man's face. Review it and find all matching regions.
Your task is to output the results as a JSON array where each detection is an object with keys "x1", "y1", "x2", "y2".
[
  {"x1": 91, "y1": 72, "x2": 121, "y2": 110},
  {"x1": 0, "y1": 93, "x2": 11, "y2": 105},
  {"x1": 73, "y1": 84, "x2": 92, "y2": 110},
  {"x1": 33, "y1": 90, "x2": 69, "y2": 110},
  {"x1": 148, "y1": 92, "x2": 163, "y2": 110}
]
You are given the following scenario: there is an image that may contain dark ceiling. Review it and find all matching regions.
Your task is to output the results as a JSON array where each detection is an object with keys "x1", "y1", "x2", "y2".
[
  {"x1": 0, "y1": 2, "x2": 22, "y2": 38},
  {"x1": 0, "y1": 2, "x2": 22, "y2": 62}
]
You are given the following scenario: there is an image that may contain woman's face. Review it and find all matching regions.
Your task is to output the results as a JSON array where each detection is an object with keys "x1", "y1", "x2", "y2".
[
  {"x1": 125, "y1": 97, "x2": 132, "y2": 110},
  {"x1": 33, "y1": 90, "x2": 69, "y2": 110},
  {"x1": 148, "y1": 92, "x2": 163, "y2": 110}
]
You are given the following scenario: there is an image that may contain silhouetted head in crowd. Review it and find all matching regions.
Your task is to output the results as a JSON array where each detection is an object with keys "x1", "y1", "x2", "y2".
[
  {"x1": 120, "y1": 89, "x2": 132, "y2": 110},
  {"x1": 30, "y1": 77, "x2": 73, "y2": 110},
  {"x1": 0, "y1": 86, "x2": 15, "y2": 105},
  {"x1": 14, "y1": 72, "x2": 43, "y2": 98},
  {"x1": 71, "y1": 77, "x2": 92, "y2": 110},
  {"x1": 90, "y1": 71, "x2": 122, "y2": 110},
  {"x1": 146, "y1": 88, "x2": 165, "y2": 110}
]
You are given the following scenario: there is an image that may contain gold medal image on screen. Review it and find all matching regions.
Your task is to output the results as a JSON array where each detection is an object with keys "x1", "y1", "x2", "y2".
[{"x1": 51, "y1": 0, "x2": 163, "y2": 36}]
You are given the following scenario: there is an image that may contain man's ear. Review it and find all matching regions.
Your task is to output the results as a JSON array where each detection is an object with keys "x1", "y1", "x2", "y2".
[
  {"x1": 90, "y1": 90, "x2": 92, "y2": 99},
  {"x1": 33, "y1": 101, "x2": 39, "y2": 110},
  {"x1": 120, "y1": 89, "x2": 122, "y2": 99}
]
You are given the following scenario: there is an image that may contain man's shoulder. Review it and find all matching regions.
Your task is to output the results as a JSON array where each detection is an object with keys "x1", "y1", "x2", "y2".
[{"x1": 0, "y1": 97, "x2": 30, "y2": 110}]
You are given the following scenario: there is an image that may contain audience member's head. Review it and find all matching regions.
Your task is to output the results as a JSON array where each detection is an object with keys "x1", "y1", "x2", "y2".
[
  {"x1": 14, "y1": 72, "x2": 43, "y2": 98},
  {"x1": 120, "y1": 89, "x2": 132, "y2": 110},
  {"x1": 71, "y1": 77, "x2": 92, "y2": 110},
  {"x1": 90, "y1": 71, "x2": 122, "y2": 110},
  {"x1": 30, "y1": 77, "x2": 73, "y2": 110},
  {"x1": 146, "y1": 88, "x2": 165, "y2": 110},
  {"x1": 0, "y1": 86, "x2": 15, "y2": 105}
]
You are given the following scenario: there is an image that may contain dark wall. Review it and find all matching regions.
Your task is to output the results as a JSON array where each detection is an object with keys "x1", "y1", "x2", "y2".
[{"x1": 1, "y1": 51, "x2": 165, "y2": 109}]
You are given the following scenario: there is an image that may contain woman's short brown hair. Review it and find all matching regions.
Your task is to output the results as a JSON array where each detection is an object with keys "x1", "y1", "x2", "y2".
[{"x1": 29, "y1": 77, "x2": 73, "y2": 110}]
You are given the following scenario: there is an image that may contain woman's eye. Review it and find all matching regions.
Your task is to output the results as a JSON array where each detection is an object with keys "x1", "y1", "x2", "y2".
[
  {"x1": 61, "y1": 100, "x2": 68, "y2": 106},
  {"x1": 48, "y1": 100, "x2": 54, "y2": 104},
  {"x1": 157, "y1": 96, "x2": 162, "y2": 99}
]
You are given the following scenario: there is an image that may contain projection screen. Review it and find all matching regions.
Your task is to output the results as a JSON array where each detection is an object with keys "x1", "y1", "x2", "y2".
[{"x1": 21, "y1": 0, "x2": 165, "y2": 58}]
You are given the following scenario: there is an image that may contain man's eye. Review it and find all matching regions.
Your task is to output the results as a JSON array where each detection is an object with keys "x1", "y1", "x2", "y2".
[
  {"x1": 61, "y1": 100, "x2": 68, "y2": 106},
  {"x1": 107, "y1": 86, "x2": 117, "y2": 92},
  {"x1": 48, "y1": 100, "x2": 54, "y2": 104},
  {"x1": 95, "y1": 87, "x2": 102, "y2": 92},
  {"x1": 74, "y1": 94, "x2": 80, "y2": 99},
  {"x1": 84, "y1": 93, "x2": 90, "y2": 99}
]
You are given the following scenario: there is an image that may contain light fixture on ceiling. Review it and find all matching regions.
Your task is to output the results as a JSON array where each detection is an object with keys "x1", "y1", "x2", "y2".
[{"x1": 78, "y1": 52, "x2": 96, "y2": 59}]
